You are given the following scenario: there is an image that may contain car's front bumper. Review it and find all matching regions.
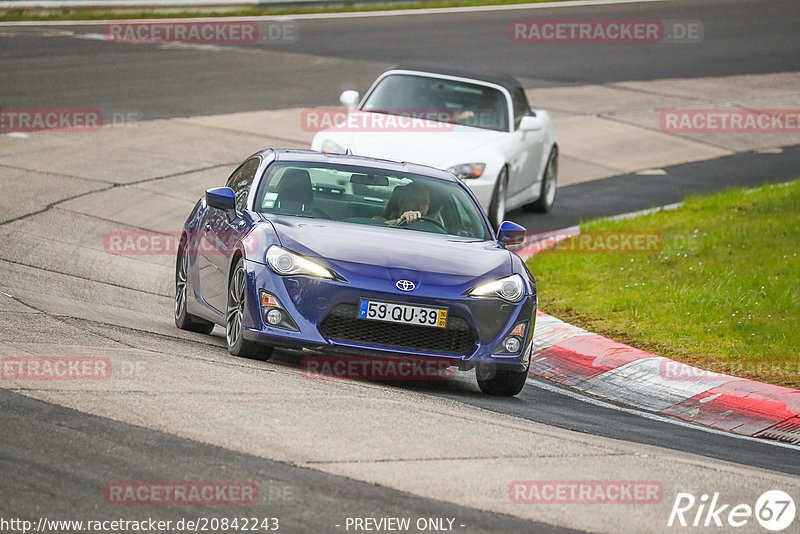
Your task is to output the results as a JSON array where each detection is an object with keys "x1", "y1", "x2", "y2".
[{"x1": 241, "y1": 259, "x2": 535, "y2": 371}]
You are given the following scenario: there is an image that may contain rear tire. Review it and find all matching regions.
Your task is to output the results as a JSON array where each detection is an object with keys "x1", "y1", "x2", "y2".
[
  {"x1": 524, "y1": 146, "x2": 558, "y2": 213},
  {"x1": 488, "y1": 166, "x2": 509, "y2": 231},
  {"x1": 174, "y1": 237, "x2": 215, "y2": 335},
  {"x1": 226, "y1": 257, "x2": 274, "y2": 361},
  {"x1": 476, "y1": 362, "x2": 529, "y2": 397}
]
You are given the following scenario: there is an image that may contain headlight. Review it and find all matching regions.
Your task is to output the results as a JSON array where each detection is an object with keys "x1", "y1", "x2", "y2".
[
  {"x1": 465, "y1": 274, "x2": 526, "y2": 303},
  {"x1": 447, "y1": 163, "x2": 486, "y2": 179},
  {"x1": 266, "y1": 246, "x2": 335, "y2": 279},
  {"x1": 320, "y1": 139, "x2": 346, "y2": 154}
]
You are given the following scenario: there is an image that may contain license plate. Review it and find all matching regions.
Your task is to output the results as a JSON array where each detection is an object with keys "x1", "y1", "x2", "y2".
[{"x1": 358, "y1": 299, "x2": 447, "y2": 328}]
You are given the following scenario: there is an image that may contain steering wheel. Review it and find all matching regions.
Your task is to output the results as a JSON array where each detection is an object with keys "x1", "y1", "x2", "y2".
[{"x1": 398, "y1": 216, "x2": 447, "y2": 233}]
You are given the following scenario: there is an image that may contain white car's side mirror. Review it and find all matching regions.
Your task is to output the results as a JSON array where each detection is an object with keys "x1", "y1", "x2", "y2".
[
  {"x1": 339, "y1": 90, "x2": 360, "y2": 109},
  {"x1": 519, "y1": 115, "x2": 543, "y2": 132}
]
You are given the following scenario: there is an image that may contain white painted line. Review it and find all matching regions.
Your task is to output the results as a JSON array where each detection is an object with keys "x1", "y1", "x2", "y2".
[
  {"x1": 0, "y1": 0, "x2": 670, "y2": 26},
  {"x1": 526, "y1": 376, "x2": 800, "y2": 451},
  {"x1": 602, "y1": 201, "x2": 682, "y2": 221},
  {"x1": 635, "y1": 168, "x2": 666, "y2": 175}
]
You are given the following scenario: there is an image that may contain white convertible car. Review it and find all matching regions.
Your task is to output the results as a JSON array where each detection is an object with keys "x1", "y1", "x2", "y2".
[{"x1": 311, "y1": 64, "x2": 558, "y2": 229}]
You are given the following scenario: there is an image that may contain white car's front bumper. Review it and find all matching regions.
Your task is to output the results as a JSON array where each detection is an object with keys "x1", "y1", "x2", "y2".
[{"x1": 457, "y1": 175, "x2": 497, "y2": 211}]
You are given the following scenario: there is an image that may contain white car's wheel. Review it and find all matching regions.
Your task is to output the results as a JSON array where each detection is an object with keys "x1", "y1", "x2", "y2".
[
  {"x1": 488, "y1": 166, "x2": 508, "y2": 230},
  {"x1": 525, "y1": 146, "x2": 558, "y2": 213}
]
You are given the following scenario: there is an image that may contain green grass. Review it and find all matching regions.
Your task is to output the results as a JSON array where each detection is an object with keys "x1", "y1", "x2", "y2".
[
  {"x1": 528, "y1": 180, "x2": 800, "y2": 388},
  {"x1": 0, "y1": 0, "x2": 571, "y2": 22}
]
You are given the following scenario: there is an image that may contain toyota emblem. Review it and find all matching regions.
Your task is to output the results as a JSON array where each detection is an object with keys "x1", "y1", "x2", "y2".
[{"x1": 395, "y1": 280, "x2": 416, "y2": 291}]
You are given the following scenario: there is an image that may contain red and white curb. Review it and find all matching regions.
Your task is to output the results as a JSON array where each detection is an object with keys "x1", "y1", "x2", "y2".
[{"x1": 522, "y1": 225, "x2": 800, "y2": 445}]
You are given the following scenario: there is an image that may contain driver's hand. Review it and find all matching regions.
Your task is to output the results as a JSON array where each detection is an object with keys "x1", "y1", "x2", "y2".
[{"x1": 396, "y1": 210, "x2": 422, "y2": 225}]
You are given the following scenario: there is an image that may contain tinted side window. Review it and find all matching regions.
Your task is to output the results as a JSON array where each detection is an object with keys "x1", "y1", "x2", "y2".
[{"x1": 225, "y1": 158, "x2": 260, "y2": 212}]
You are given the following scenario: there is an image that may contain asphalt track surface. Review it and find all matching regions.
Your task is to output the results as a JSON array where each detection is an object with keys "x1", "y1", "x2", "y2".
[
  {"x1": 1, "y1": 0, "x2": 799, "y2": 118},
  {"x1": 530, "y1": 144, "x2": 800, "y2": 232},
  {"x1": 1, "y1": 388, "x2": 575, "y2": 533},
  {"x1": 2, "y1": 0, "x2": 800, "y2": 531}
]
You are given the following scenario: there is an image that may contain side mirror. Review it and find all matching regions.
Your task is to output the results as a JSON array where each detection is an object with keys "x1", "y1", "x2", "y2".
[
  {"x1": 519, "y1": 115, "x2": 543, "y2": 132},
  {"x1": 339, "y1": 90, "x2": 360, "y2": 109},
  {"x1": 206, "y1": 187, "x2": 236, "y2": 211},
  {"x1": 497, "y1": 220, "x2": 526, "y2": 248}
]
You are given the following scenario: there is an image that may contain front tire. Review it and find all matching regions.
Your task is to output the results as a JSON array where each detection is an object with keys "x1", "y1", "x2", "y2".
[
  {"x1": 476, "y1": 362, "x2": 529, "y2": 397},
  {"x1": 488, "y1": 166, "x2": 509, "y2": 231},
  {"x1": 524, "y1": 146, "x2": 558, "y2": 213},
  {"x1": 174, "y1": 237, "x2": 215, "y2": 334},
  {"x1": 226, "y1": 257, "x2": 274, "y2": 361}
]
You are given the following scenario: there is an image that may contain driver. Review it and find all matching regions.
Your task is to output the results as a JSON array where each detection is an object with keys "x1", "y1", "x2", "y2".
[
  {"x1": 455, "y1": 90, "x2": 501, "y2": 129},
  {"x1": 388, "y1": 182, "x2": 431, "y2": 226}
]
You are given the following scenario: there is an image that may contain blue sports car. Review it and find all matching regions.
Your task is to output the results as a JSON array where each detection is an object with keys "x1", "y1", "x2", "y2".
[{"x1": 175, "y1": 149, "x2": 537, "y2": 396}]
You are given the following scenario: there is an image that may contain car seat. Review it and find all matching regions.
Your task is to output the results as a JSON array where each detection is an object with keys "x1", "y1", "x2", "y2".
[
  {"x1": 276, "y1": 169, "x2": 313, "y2": 213},
  {"x1": 383, "y1": 185, "x2": 407, "y2": 220}
]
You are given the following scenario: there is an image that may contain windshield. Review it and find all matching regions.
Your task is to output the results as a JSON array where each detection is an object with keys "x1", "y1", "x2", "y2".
[
  {"x1": 361, "y1": 74, "x2": 510, "y2": 132},
  {"x1": 254, "y1": 161, "x2": 491, "y2": 240}
]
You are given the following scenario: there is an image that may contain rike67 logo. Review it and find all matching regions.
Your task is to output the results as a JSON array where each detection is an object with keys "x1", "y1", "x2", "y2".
[{"x1": 668, "y1": 490, "x2": 796, "y2": 531}]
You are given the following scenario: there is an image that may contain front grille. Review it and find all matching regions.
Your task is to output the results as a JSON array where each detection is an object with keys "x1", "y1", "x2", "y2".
[{"x1": 318, "y1": 304, "x2": 475, "y2": 355}]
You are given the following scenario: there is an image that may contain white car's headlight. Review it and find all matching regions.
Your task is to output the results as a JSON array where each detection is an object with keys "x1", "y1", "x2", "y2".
[
  {"x1": 320, "y1": 139, "x2": 346, "y2": 155},
  {"x1": 465, "y1": 274, "x2": 526, "y2": 303},
  {"x1": 267, "y1": 246, "x2": 335, "y2": 279},
  {"x1": 447, "y1": 163, "x2": 486, "y2": 179}
]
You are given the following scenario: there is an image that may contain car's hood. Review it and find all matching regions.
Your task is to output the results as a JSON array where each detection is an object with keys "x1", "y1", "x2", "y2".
[
  {"x1": 258, "y1": 217, "x2": 510, "y2": 284},
  {"x1": 324, "y1": 112, "x2": 506, "y2": 168}
]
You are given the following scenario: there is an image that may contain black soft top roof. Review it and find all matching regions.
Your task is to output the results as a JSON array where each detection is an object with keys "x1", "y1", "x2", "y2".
[{"x1": 391, "y1": 62, "x2": 526, "y2": 95}]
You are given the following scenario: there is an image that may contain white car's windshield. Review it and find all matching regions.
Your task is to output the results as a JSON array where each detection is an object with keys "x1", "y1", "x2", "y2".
[
  {"x1": 255, "y1": 161, "x2": 492, "y2": 240},
  {"x1": 362, "y1": 74, "x2": 509, "y2": 132}
]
